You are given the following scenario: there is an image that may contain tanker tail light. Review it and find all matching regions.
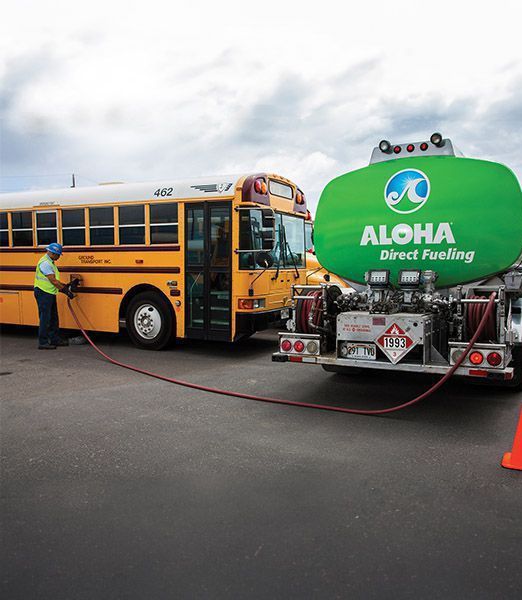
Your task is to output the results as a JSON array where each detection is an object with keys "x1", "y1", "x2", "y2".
[
  {"x1": 487, "y1": 351, "x2": 502, "y2": 367},
  {"x1": 469, "y1": 351, "x2": 484, "y2": 365}
]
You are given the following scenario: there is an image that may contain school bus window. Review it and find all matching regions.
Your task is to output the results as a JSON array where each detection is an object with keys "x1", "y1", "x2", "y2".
[
  {"x1": 12, "y1": 211, "x2": 33, "y2": 246},
  {"x1": 150, "y1": 203, "x2": 178, "y2": 244},
  {"x1": 119, "y1": 205, "x2": 145, "y2": 245},
  {"x1": 269, "y1": 180, "x2": 293, "y2": 200},
  {"x1": 89, "y1": 207, "x2": 114, "y2": 245},
  {"x1": 210, "y1": 206, "x2": 230, "y2": 267},
  {"x1": 62, "y1": 209, "x2": 86, "y2": 246},
  {"x1": 238, "y1": 209, "x2": 276, "y2": 269},
  {"x1": 186, "y1": 205, "x2": 204, "y2": 264},
  {"x1": 36, "y1": 211, "x2": 58, "y2": 246},
  {"x1": 0, "y1": 212, "x2": 8, "y2": 246}
]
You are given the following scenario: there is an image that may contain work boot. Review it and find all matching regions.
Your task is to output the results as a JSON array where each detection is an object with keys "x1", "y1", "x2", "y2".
[
  {"x1": 38, "y1": 344, "x2": 57, "y2": 350},
  {"x1": 53, "y1": 339, "x2": 69, "y2": 347}
]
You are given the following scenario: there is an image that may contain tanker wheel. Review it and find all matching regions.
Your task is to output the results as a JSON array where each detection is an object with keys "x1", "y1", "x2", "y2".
[
  {"x1": 321, "y1": 365, "x2": 362, "y2": 376},
  {"x1": 126, "y1": 292, "x2": 175, "y2": 350}
]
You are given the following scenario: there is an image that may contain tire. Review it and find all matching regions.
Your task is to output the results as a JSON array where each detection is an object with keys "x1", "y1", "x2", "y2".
[
  {"x1": 321, "y1": 364, "x2": 362, "y2": 376},
  {"x1": 126, "y1": 292, "x2": 175, "y2": 350}
]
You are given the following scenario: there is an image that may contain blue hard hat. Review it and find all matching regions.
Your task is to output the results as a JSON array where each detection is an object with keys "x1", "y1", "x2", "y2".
[{"x1": 46, "y1": 243, "x2": 63, "y2": 255}]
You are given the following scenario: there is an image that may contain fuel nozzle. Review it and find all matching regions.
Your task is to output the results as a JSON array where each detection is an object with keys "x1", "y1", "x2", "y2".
[{"x1": 69, "y1": 274, "x2": 83, "y2": 291}]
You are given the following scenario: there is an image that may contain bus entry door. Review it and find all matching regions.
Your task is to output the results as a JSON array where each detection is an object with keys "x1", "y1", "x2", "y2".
[{"x1": 185, "y1": 203, "x2": 231, "y2": 341}]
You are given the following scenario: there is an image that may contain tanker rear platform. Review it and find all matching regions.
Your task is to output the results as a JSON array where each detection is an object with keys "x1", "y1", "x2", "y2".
[{"x1": 1, "y1": 325, "x2": 521, "y2": 599}]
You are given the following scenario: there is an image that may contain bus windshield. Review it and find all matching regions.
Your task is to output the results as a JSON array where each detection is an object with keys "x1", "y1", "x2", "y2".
[{"x1": 239, "y1": 210, "x2": 305, "y2": 269}]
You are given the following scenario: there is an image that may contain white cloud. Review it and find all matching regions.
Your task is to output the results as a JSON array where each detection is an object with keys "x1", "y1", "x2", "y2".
[{"x1": 1, "y1": 0, "x2": 521, "y2": 209}]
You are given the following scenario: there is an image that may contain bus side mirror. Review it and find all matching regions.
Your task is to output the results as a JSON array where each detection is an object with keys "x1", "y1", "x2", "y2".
[{"x1": 255, "y1": 251, "x2": 274, "y2": 269}]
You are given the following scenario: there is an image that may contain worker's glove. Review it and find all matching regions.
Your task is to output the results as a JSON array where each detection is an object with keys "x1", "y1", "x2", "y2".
[
  {"x1": 70, "y1": 277, "x2": 81, "y2": 291},
  {"x1": 60, "y1": 284, "x2": 75, "y2": 299}
]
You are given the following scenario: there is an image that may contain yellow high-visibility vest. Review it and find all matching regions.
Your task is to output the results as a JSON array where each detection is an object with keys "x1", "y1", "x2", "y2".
[{"x1": 34, "y1": 255, "x2": 60, "y2": 295}]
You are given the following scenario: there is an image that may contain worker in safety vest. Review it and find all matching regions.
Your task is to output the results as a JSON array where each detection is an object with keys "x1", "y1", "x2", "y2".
[{"x1": 34, "y1": 243, "x2": 75, "y2": 349}]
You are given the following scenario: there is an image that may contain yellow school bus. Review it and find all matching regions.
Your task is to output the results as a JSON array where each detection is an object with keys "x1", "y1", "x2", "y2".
[{"x1": 0, "y1": 173, "x2": 311, "y2": 348}]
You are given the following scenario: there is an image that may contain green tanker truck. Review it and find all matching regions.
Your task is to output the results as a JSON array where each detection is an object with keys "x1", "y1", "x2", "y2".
[{"x1": 273, "y1": 133, "x2": 522, "y2": 387}]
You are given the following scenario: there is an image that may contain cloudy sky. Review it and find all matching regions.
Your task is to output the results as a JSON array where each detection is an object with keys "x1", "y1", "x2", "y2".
[{"x1": 1, "y1": 0, "x2": 521, "y2": 211}]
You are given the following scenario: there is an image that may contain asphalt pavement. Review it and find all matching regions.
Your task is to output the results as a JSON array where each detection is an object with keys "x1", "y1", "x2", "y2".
[{"x1": 1, "y1": 324, "x2": 521, "y2": 599}]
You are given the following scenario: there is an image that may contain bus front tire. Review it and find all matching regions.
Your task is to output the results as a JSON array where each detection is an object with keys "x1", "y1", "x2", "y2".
[{"x1": 126, "y1": 292, "x2": 174, "y2": 350}]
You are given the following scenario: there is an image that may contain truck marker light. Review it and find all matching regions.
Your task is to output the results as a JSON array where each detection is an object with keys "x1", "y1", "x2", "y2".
[
  {"x1": 487, "y1": 351, "x2": 502, "y2": 367},
  {"x1": 451, "y1": 349, "x2": 464, "y2": 364},
  {"x1": 379, "y1": 140, "x2": 391, "y2": 153},
  {"x1": 254, "y1": 178, "x2": 267, "y2": 194},
  {"x1": 306, "y1": 340, "x2": 319, "y2": 354},
  {"x1": 294, "y1": 340, "x2": 305, "y2": 353},
  {"x1": 469, "y1": 351, "x2": 484, "y2": 365},
  {"x1": 407, "y1": 144, "x2": 415, "y2": 152},
  {"x1": 281, "y1": 339, "x2": 292, "y2": 352},
  {"x1": 393, "y1": 145, "x2": 402, "y2": 154},
  {"x1": 469, "y1": 369, "x2": 488, "y2": 377},
  {"x1": 420, "y1": 142, "x2": 428, "y2": 151}
]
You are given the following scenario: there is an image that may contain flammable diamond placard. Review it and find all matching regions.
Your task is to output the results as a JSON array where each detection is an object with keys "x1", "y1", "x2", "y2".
[{"x1": 376, "y1": 322, "x2": 417, "y2": 364}]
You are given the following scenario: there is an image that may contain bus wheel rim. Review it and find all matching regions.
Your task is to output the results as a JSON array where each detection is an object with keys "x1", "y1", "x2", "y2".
[{"x1": 134, "y1": 304, "x2": 162, "y2": 339}]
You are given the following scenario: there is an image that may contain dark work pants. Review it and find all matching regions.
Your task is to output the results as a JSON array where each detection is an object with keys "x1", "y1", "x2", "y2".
[{"x1": 34, "y1": 288, "x2": 60, "y2": 346}]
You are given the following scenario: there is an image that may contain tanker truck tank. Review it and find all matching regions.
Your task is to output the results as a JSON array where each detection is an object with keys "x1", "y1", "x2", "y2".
[
  {"x1": 273, "y1": 134, "x2": 522, "y2": 387},
  {"x1": 314, "y1": 136, "x2": 522, "y2": 289}
]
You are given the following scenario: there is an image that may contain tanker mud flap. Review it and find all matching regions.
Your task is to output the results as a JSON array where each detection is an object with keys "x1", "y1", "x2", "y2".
[{"x1": 272, "y1": 353, "x2": 289, "y2": 363}]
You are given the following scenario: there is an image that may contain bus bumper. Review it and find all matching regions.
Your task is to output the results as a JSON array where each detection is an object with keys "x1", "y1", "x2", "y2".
[{"x1": 235, "y1": 309, "x2": 288, "y2": 340}]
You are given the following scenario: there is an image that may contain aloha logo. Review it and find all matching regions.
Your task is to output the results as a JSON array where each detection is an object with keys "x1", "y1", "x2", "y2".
[{"x1": 384, "y1": 169, "x2": 430, "y2": 214}]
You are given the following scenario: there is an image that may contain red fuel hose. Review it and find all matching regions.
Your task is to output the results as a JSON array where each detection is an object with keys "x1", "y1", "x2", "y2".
[
  {"x1": 467, "y1": 295, "x2": 497, "y2": 341},
  {"x1": 67, "y1": 292, "x2": 496, "y2": 416},
  {"x1": 296, "y1": 291, "x2": 323, "y2": 333}
]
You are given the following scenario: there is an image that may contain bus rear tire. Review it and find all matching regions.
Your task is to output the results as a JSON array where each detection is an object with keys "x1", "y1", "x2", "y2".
[{"x1": 126, "y1": 292, "x2": 174, "y2": 350}]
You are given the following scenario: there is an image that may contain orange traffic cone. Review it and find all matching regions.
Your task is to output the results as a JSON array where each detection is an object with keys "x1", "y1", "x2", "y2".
[{"x1": 501, "y1": 407, "x2": 522, "y2": 471}]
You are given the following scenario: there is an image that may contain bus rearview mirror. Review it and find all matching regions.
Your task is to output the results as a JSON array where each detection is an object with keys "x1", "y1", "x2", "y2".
[{"x1": 255, "y1": 251, "x2": 274, "y2": 269}]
